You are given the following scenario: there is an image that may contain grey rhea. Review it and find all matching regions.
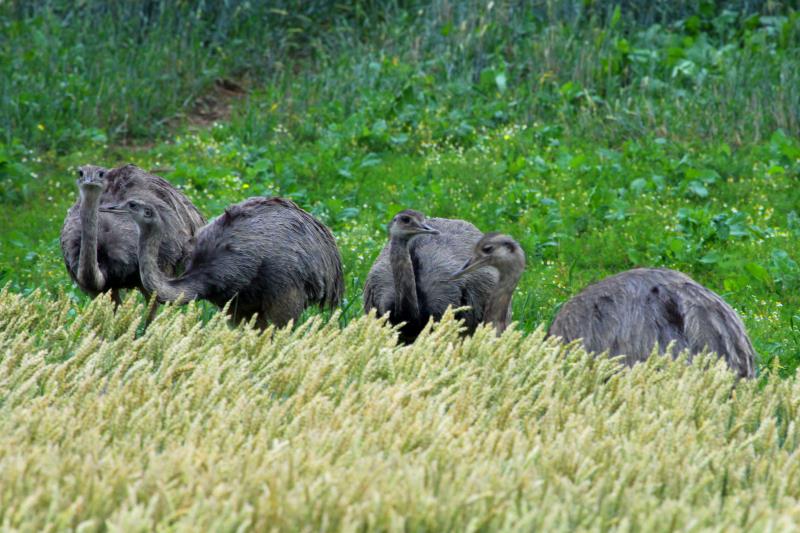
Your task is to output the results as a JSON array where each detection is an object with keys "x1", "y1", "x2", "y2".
[
  {"x1": 102, "y1": 196, "x2": 344, "y2": 329},
  {"x1": 363, "y1": 209, "x2": 498, "y2": 343},
  {"x1": 60, "y1": 164, "x2": 206, "y2": 303},
  {"x1": 547, "y1": 268, "x2": 756, "y2": 378},
  {"x1": 451, "y1": 233, "x2": 526, "y2": 335}
]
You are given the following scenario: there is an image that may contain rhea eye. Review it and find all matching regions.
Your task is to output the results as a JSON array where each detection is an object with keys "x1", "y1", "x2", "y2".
[
  {"x1": 482, "y1": 245, "x2": 494, "y2": 254},
  {"x1": 78, "y1": 170, "x2": 84, "y2": 178},
  {"x1": 400, "y1": 216, "x2": 411, "y2": 223},
  {"x1": 98, "y1": 171, "x2": 105, "y2": 178}
]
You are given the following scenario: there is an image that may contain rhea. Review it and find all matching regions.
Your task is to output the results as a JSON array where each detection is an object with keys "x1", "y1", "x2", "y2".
[
  {"x1": 102, "y1": 197, "x2": 344, "y2": 329},
  {"x1": 60, "y1": 164, "x2": 205, "y2": 304},
  {"x1": 363, "y1": 209, "x2": 499, "y2": 342},
  {"x1": 451, "y1": 233, "x2": 526, "y2": 334},
  {"x1": 548, "y1": 268, "x2": 756, "y2": 378}
]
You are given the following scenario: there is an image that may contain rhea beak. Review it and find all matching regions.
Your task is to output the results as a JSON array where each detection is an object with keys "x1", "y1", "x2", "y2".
[
  {"x1": 414, "y1": 223, "x2": 439, "y2": 236},
  {"x1": 99, "y1": 204, "x2": 127, "y2": 215},
  {"x1": 451, "y1": 256, "x2": 490, "y2": 280}
]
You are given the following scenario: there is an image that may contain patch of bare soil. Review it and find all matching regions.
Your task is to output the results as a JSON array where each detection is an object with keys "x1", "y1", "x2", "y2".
[
  {"x1": 110, "y1": 78, "x2": 248, "y2": 162},
  {"x1": 187, "y1": 78, "x2": 247, "y2": 127}
]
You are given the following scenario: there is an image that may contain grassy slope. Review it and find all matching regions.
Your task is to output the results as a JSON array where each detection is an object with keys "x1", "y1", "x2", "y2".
[{"x1": 2, "y1": 291, "x2": 800, "y2": 530}]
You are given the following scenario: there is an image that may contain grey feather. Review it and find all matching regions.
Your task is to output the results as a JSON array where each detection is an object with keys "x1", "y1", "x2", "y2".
[
  {"x1": 548, "y1": 268, "x2": 756, "y2": 378},
  {"x1": 453, "y1": 233, "x2": 526, "y2": 335},
  {"x1": 121, "y1": 196, "x2": 343, "y2": 329},
  {"x1": 60, "y1": 163, "x2": 205, "y2": 299},
  {"x1": 363, "y1": 210, "x2": 497, "y2": 342}
]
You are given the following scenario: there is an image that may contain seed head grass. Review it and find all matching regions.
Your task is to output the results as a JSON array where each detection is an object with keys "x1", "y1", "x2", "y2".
[{"x1": 1, "y1": 289, "x2": 799, "y2": 530}]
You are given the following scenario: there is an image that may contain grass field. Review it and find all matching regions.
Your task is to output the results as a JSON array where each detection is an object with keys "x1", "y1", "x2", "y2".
[
  {"x1": 1, "y1": 0, "x2": 800, "y2": 528},
  {"x1": 3, "y1": 291, "x2": 800, "y2": 530}
]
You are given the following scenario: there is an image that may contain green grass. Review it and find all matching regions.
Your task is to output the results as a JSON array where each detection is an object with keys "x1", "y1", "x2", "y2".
[
  {"x1": 3, "y1": 112, "x2": 800, "y2": 374},
  {"x1": 3, "y1": 2, "x2": 799, "y2": 150}
]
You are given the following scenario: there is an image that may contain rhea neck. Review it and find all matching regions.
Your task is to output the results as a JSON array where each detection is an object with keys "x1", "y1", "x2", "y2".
[
  {"x1": 483, "y1": 268, "x2": 522, "y2": 334},
  {"x1": 136, "y1": 219, "x2": 198, "y2": 304},
  {"x1": 389, "y1": 233, "x2": 420, "y2": 322},
  {"x1": 77, "y1": 186, "x2": 106, "y2": 292}
]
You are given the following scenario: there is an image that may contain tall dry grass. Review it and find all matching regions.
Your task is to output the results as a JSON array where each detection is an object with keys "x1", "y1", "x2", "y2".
[{"x1": 1, "y1": 289, "x2": 799, "y2": 530}]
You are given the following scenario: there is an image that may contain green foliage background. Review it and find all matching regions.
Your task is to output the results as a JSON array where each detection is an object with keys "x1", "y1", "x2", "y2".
[{"x1": 1, "y1": 0, "x2": 799, "y2": 376}]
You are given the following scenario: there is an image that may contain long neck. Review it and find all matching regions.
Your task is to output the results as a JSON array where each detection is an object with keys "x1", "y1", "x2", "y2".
[
  {"x1": 389, "y1": 236, "x2": 420, "y2": 322},
  {"x1": 484, "y1": 275, "x2": 520, "y2": 335},
  {"x1": 137, "y1": 224, "x2": 199, "y2": 304},
  {"x1": 77, "y1": 189, "x2": 106, "y2": 292}
]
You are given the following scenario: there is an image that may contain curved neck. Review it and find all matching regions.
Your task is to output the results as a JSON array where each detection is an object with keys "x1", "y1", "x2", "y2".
[
  {"x1": 389, "y1": 236, "x2": 419, "y2": 322},
  {"x1": 77, "y1": 189, "x2": 106, "y2": 291},
  {"x1": 137, "y1": 224, "x2": 199, "y2": 304},
  {"x1": 485, "y1": 275, "x2": 520, "y2": 335}
]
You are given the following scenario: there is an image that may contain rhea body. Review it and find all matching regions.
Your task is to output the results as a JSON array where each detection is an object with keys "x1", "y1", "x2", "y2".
[
  {"x1": 104, "y1": 197, "x2": 343, "y2": 328},
  {"x1": 548, "y1": 268, "x2": 756, "y2": 378},
  {"x1": 60, "y1": 164, "x2": 205, "y2": 303},
  {"x1": 363, "y1": 210, "x2": 499, "y2": 342},
  {"x1": 451, "y1": 233, "x2": 526, "y2": 334}
]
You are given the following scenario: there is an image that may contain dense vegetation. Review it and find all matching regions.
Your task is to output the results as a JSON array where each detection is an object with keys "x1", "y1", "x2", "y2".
[
  {"x1": 0, "y1": 0, "x2": 800, "y2": 375},
  {"x1": 2, "y1": 0, "x2": 800, "y2": 528},
  {"x1": 4, "y1": 291, "x2": 800, "y2": 530},
  {"x1": 3, "y1": 0, "x2": 798, "y2": 374},
  {"x1": 0, "y1": 1, "x2": 800, "y2": 328}
]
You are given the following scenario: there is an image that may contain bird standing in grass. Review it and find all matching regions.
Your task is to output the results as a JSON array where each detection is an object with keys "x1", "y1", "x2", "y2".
[
  {"x1": 364, "y1": 209, "x2": 499, "y2": 342},
  {"x1": 103, "y1": 196, "x2": 343, "y2": 329},
  {"x1": 60, "y1": 164, "x2": 205, "y2": 305},
  {"x1": 451, "y1": 232, "x2": 526, "y2": 334},
  {"x1": 548, "y1": 268, "x2": 756, "y2": 378}
]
